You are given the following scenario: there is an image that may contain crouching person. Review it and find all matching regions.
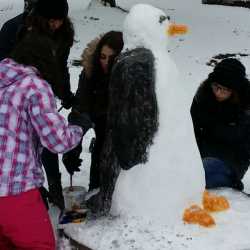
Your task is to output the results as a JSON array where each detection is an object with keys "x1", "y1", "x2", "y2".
[
  {"x1": 0, "y1": 32, "x2": 91, "y2": 249},
  {"x1": 191, "y1": 58, "x2": 250, "y2": 191}
]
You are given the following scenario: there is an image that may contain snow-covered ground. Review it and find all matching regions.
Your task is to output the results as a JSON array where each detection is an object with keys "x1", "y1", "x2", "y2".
[
  {"x1": 1, "y1": 0, "x2": 250, "y2": 249},
  {"x1": 63, "y1": 189, "x2": 250, "y2": 250}
]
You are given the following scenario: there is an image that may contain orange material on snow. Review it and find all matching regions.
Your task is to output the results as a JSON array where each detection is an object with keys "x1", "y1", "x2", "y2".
[
  {"x1": 167, "y1": 24, "x2": 188, "y2": 36},
  {"x1": 202, "y1": 190, "x2": 230, "y2": 212},
  {"x1": 183, "y1": 204, "x2": 215, "y2": 227},
  {"x1": 183, "y1": 191, "x2": 230, "y2": 227}
]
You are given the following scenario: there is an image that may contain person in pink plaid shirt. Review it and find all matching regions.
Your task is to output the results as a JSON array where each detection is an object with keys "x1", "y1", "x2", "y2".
[{"x1": 0, "y1": 32, "x2": 91, "y2": 249}]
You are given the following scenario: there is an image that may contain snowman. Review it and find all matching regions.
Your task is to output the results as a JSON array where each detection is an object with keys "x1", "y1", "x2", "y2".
[{"x1": 86, "y1": 4, "x2": 205, "y2": 225}]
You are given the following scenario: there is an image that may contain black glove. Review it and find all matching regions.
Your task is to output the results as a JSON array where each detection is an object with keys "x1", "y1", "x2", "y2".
[
  {"x1": 62, "y1": 147, "x2": 82, "y2": 175},
  {"x1": 61, "y1": 92, "x2": 75, "y2": 110},
  {"x1": 68, "y1": 112, "x2": 93, "y2": 135}
]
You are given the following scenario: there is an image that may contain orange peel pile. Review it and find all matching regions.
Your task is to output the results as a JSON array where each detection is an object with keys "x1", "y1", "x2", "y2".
[
  {"x1": 183, "y1": 204, "x2": 215, "y2": 227},
  {"x1": 183, "y1": 190, "x2": 230, "y2": 227},
  {"x1": 202, "y1": 190, "x2": 230, "y2": 212}
]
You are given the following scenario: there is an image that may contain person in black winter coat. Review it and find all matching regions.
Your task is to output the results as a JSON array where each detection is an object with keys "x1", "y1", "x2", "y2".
[
  {"x1": 63, "y1": 31, "x2": 124, "y2": 191},
  {"x1": 0, "y1": 14, "x2": 24, "y2": 61},
  {"x1": 0, "y1": 0, "x2": 74, "y2": 108},
  {"x1": 0, "y1": 0, "x2": 75, "y2": 210},
  {"x1": 191, "y1": 58, "x2": 250, "y2": 191},
  {"x1": 84, "y1": 46, "x2": 158, "y2": 216},
  {"x1": 27, "y1": 0, "x2": 76, "y2": 210},
  {"x1": 0, "y1": 0, "x2": 36, "y2": 60},
  {"x1": 25, "y1": 0, "x2": 75, "y2": 108}
]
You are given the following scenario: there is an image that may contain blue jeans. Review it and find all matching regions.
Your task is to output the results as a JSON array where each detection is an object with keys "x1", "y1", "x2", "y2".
[{"x1": 202, "y1": 157, "x2": 234, "y2": 189}]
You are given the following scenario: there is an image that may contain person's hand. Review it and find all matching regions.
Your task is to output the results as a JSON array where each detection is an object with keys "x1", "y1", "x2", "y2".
[
  {"x1": 62, "y1": 149, "x2": 82, "y2": 175},
  {"x1": 68, "y1": 112, "x2": 94, "y2": 135},
  {"x1": 61, "y1": 92, "x2": 75, "y2": 110}
]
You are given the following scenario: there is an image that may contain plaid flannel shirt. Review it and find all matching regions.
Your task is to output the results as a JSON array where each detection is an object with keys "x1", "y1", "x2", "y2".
[{"x1": 0, "y1": 59, "x2": 83, "y2": 196}]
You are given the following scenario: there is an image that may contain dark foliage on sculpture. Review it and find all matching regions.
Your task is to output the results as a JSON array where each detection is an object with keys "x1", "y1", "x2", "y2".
[{"x1": 87, "y1": 48, "x2": 159, "y2": 215}]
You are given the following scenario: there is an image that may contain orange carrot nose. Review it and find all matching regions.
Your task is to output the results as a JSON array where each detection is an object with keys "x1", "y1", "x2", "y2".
[{"x1": 167, "y1": 24, "x2": 188, "y2": 36}]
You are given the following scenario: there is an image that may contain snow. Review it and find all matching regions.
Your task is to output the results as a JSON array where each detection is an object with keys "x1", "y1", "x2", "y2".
[
  {"x1": 62, "y1": 188, "x2": 250, "y2": 250},
  {"x1": 110, "y1": 4, "x2": 204, "y2": 225},
  {"x1": 1, "y1": 0, "x2": 250, "y2": 249}
]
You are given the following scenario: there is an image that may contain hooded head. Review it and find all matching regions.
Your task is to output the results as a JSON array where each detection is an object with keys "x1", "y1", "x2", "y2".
[
  {"x1": 208, "y1": 58, "x2": 247, "y2": 91},
  {"x1": 33, "y1": 0, "x2": 69, "y2": 20}
]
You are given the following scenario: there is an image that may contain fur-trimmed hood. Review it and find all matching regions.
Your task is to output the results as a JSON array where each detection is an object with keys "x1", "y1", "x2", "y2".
[{"x1": 80, "y1": 34, "x2": 104, "y2": 79}]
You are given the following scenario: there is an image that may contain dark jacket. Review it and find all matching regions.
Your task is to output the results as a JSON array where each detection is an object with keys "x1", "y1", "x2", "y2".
[
  {"x1": 67, "y1": 36, "x2": 111, "y2": 190},
  {"x1": 0, "y1": 14, "x2": 25, "y2": 60},
  {"x1": 75, "y1": 70, "x2": 109, "y2": 122},
  {"x1": 73, "y1": 36, "x2": 109, "y2": 123},
  {"x1": 0, "y1": 14, "x2": 72, "y2": 102},
  {"x1": 191, "y1": 80, "x2": 250, "y2": 180}
]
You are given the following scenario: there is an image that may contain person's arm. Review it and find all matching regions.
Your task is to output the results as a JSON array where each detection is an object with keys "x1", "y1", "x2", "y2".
[
  {"x1": 210, "y1": 107, "x2": 250, "y2": 145},
  {"x1": 28, "y1": 77, "x2": 83, "y2": 154},
  {"x1": 190, "y1": 96, "x2": 206, "y2": 151},
  {"x1": 0, "y1": 15, "x2": 23, "y2": 60},
  {"x1": 59, "y1": 46, "x2": 75, "y2": 109},
  {"x1": 62, "y1": 70, "x2": 94, "y2": 175},
  {"x1": 72, "y1": 69, "x2": 92, "y2": 114},
  {"x1": 0, "y1": 23, "x2": 13, "y2": 60}
]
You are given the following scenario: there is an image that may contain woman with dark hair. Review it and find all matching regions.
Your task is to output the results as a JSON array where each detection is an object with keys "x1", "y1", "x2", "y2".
[
  {"x1": 191, "y1": 58, "x2": 250, "y2": 191},
  {"x1": 24, "y1": 0, "x2": 74, "y2": 107},
  {"x1": 0, "y1": 32, "x2": 91, "y2": 249},
  {"x1": 63, "y1": 31, "x2": 124, "y2": 191},
  {"x1": 22, "y1": 0, "x2": 76, "y2": 210}
]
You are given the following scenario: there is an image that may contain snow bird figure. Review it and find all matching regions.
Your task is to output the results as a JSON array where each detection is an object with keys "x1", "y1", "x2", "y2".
[{"x1": 87, "y1": 4, "x2": 204, "y2": 223}]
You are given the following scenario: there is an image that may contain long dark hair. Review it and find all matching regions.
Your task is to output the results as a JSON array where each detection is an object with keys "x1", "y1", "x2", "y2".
[
  {"x1": 24, "y1": 15, "x2": 74, "y2": 47},
  {"x1": 91, "y1": 31, "x2": 123, "y2": 83},
  {"x1": 10, "y1": 32, "x2": 61, "y2": 96}
]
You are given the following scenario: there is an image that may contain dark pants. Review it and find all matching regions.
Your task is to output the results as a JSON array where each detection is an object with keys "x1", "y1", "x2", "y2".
[
  {"x1": 202, "y1": 157, "x2": 243, "y2": 190},
  {"x1": 89, "y1": 117, "x2": 106, "y2": 191},
  {"x1": 41, "y1": 148, "x2": 64, "y2": 210},
  {"x1": 202, "y1": 157, "x2": 234, "y2": 188},
  {"x1": 41, "y1": 148, "x2": 60, "y2": 180}
]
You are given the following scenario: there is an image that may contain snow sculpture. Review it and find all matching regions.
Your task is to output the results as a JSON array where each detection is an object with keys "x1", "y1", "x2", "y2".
[{"x1": 87, "y1": 4, "x2": 205, "y2": 225}]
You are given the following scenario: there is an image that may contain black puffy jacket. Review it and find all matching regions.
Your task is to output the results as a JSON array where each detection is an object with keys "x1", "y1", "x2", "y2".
[
  {"x1": 0, "y1": 14, "x2": 25, "y2": 60},
  {"x1": 0, "y1": 14, "x2": 73, "y2": 103},
  {"x1": 191, "y1": 80, "x2": 250, "y2": 180}
]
